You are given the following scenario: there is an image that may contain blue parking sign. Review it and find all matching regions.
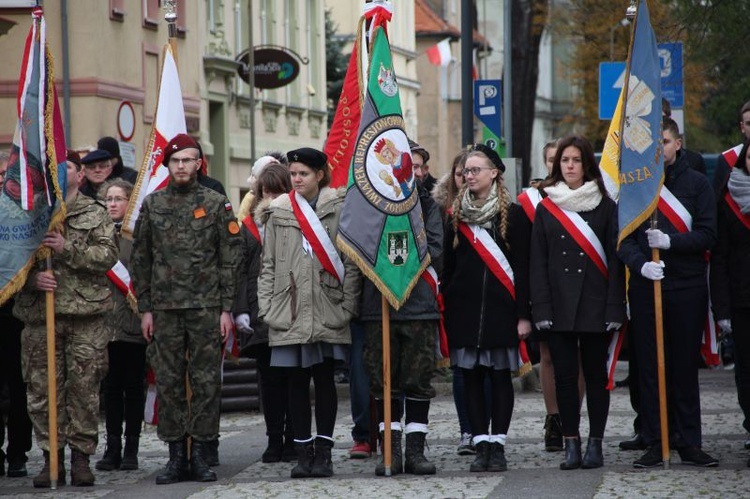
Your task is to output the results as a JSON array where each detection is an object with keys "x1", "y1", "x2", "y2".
[
  {"x1": 599, "y1": 62, "x2": 626, "y2": 120},
  {"x1": 658, "y1": 42, "x2": 684, "y2": 108}
]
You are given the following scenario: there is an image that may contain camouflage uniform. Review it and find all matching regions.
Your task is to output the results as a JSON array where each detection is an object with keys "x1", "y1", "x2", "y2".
[
  {"x1": 131, "y1": 180, "x2": 240, "y2": 442},
  {"x1": 13, "y1": 194, "x2": 118, "y2": 454}
]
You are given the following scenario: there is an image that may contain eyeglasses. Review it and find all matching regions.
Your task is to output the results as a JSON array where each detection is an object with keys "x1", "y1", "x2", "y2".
[
  {"x1": 105, "y1": 196, "x2": 128, "y2": 203},
  {"x1": 169, "y1": 157, "x2": 199, "y2": 166},
  {"x1": 84, "y1": 162, "x2": 111, "y2": 170},
  {"x1": 462, "y1": 166, "x2": 493, "y2": 176}
]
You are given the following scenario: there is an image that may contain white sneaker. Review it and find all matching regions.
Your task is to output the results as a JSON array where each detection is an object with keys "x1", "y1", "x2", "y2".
[{"x1": 456, "y1": 432, "x2": 476, "y2": 455}]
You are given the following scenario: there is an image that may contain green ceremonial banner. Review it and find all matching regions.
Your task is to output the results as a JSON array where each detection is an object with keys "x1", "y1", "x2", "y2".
[{"x1": 336, "y1": 25, "x2": 429, "y2": 310}]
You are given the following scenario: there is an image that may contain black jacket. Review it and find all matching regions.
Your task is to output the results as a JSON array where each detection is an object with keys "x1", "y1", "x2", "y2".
[
  {"x1": 198, "y1": 173, "x2": 227, "y2": 196},
  {"x1": 233, "y1": 216, "x2": 268, "y2": 352},
  {"x1": 443, "y1": 203, "x2": 531, "y2": 349},
  {"x1": 618, "y1": 155, "x2": 716, "y2": 291},
  {"x1": 710, "y1": 187, "x2": 750, "y2": 318},
  {"x1": 531, "y1": 195, "x2": 625, "y2": 333}
]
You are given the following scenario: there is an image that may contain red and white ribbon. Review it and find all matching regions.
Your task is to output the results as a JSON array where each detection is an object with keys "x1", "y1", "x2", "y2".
[
  {"x1": 517, "y1": 187, "x2": 542, "y2": 222},
  {"x1": 457, "y1": 221, "x2": 515, "y2": 299},
  {"x1": 722, "y1": 143, "x2": 743, "y2": 168},
  {"x1": 606, "y1": 324, "x2": 626, "y2": 390},
  {"x1": 289, "y1": 190, "x2": 345, "y2": 283},
  {"x1": 363, "y1": 1, "x2": 393, "y2": 42},
  {"x1": 106, "y1": 261, "x2": 134, "y2": 298},
  {"x1": 420, "y1": 265, "x2": 449, "y2": 359},
  {"x1": 541, "y1": 197, "x2": 608, "y2": 279},
  {"x1": 658, "y1": 186, "x2": 692, "y2": 233},
  {"x1": 241, "y1": 214, "x2": 262, "y2": 243},
  {"x1": 724, "y1": 191, "x2": 750, "y2": 231}
]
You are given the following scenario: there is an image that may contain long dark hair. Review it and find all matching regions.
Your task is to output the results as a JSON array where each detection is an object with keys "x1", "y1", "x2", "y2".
[{"x1": 540, "y1": 135, "x2": 607, "y2": 196}]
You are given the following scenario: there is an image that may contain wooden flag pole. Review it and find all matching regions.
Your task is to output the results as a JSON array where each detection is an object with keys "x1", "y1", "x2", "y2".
[
  {"x1": 651, "y1": 216, "x2": 670, "y2": 469},
  {"x1": 45, "y1": 255, "x2": 59, "y2": 488},
  {"x1": 381, "y1": 295, "x2": 392, "y2": 476}
]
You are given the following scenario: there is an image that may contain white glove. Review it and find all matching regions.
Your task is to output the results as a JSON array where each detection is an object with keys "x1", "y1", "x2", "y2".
[
  {"x1": 535, "y1": 320, "x2": 553, "y2": 330},
  {"x1": 718, "y1": 319, "x2": 732, "y2": 335},
  {"x1": 235, "y1": 313, "x2": 252, "y2": 333},
  {"x1": 640, "y1": 261, "x2": 665, "y2": 281},
  {"x1": 646, "y1": 229, "x2": 671, "y2": 250},
  {"x1": 606, "y1": 322, "x2": 622, "y2": 332}
]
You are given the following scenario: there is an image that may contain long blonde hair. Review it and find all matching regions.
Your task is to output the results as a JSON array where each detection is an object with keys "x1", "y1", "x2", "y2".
[{"x1": 450, "y1": 150, "x2": 512, "y2": 249}]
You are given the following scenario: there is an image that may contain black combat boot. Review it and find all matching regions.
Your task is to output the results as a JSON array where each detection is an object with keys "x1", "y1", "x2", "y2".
[
  {"x1": 262, "y1": 435, "x2": 284, "y2": 463},
  {"x1": 544, "y1": 414, "x2": 564, "y2": 452},
  {"x1": 290, "y1": 441, "x2": 315, "y2": 478},
  {"x1": 190, "y1": 440, "x2": 217, "y2": 482},
  {"x1": 70, "y1": 449, "x2": 95, "y2": 486},
  {"x1": 404, "y1": 432, "x2": 436, "y2": 475},
  {"x1": 310, "y1": 437, "x2": 334, "y2": 477},
  {"x1": 120, "y1": 435, "x2": 140, "y2": 470},
  {"x1": 581, "y1": 437, "x2": 604, "y2": 469},
  {"x1": 375, "y1": 430, "x2": 403, "y2": 476},
  {"x1": 282, "y1": 433, "x2": 297, "y2": 462},
  {"x1": 155, "y1": 439, "x2": 189, "y2": 485},
  {"x1": 32, "y1": 449, "x2": 66, "y2": 488},
  {"x1": 560, "y1": 437, "x2": 582, "y2": 470},
  {"x1": 205, "y1": 438, "x2": 220, "y2": 467},
  {"x1": 95, "y1": 434, "x2": 122, "y2": 471},
  {"x1": 487, "y1": 442, "x2": 508, "y2": 472},
  {"x1": 469, "y1": 440, "x2": 490, "y2": 472}
]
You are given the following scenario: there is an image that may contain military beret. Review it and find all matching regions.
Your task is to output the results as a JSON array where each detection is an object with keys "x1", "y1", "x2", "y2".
[
  {"x1": 287, "y1": 147, "x2": 327, "y2": 170},
  {"x1": 469, "y1": 143, "x2": 505, "y2": 172},
  {"x1": 163, "y1": 133, "x2": 200, "y2": 164},
  {"x1": 66, "y1": 149, "x2": 81, "y2": 169},
  {"x1": 81, "y1": 149, "x2": 112, "y2": 165},
  {"x1": 408, "y1": 139, "x2": 430, "y2": 164}
]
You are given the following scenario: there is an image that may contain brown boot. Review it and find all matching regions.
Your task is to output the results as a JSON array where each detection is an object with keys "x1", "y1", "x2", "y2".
[
  {"x1": 33, "y1": 449, "x2": 66, "y2": 488},
  {"x1": 70, "y1": 449, "x2": 95, "y2": 486}
]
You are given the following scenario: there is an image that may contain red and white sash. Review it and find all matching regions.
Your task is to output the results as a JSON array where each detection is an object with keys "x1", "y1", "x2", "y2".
[
  {"x1": 242, "y1": 214, "x2": 262, "y2": 243},
  {"x1": 606, "y1": 323, "x2": 627, "y2": 390},
  {"x1": 540, "y1": 197, "x2": 608, "y2": 279},
  {"x1": 420, "y1": 266, "x2": 449, "y2": 360},
  {"x1": 658, "y1": 186, "x2": 692, "y2": 233},
  {"x1": 722, "y1": 143, "x2": 743, "y2": 169},
  {"x1": 517, "y1": 188, "x2": 542, "y2": 222},
  {"x1": 457, "y1": 221, "x2": 515, "y2": 299},
  {"x1": 724, "y1": 191, "x2": 750, "y2": 231},
  {"x1": 289, "y1": 190, "x2": 345, "y2": 283}
]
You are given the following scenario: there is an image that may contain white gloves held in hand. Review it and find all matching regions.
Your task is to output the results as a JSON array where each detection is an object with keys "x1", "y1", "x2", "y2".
[
  {"x1": 641, "y1": 261, "x2": 665, "y2": 281},
  {"x1": 235, "y1": 313, "x2": 253, "y2": 334},
  {"x1": 606, "y1": 322, "x2": 622, "y2": 332},
  {"x1": 646, "y1": 229, "x2": 671, "y2": 250},
  {"x1": 717, "y1": 319, "x2": 732, "y2": 335},
  {"x1": 535, "y1": 320, "x2": 553, "y2": 330}
]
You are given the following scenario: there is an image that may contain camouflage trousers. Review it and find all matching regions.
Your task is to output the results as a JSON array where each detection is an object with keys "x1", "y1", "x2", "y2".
[
  {"x1": 21, "y1": 314, "x2": 109, "y2": 455},
  {"x1": 149, "y1": 308, "x2": 222, "y2": 442},
  {"x1": 363, "y1": 320, "x2": 437, "y2": 400}
]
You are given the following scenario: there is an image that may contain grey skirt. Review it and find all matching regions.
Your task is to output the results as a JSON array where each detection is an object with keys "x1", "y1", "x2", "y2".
[
  {"x1": 450, "y1": 346, "x2": 519, "y2": 371},
  {"x1": 271, "y1": 342, "x2": 349, "y2": 369}
]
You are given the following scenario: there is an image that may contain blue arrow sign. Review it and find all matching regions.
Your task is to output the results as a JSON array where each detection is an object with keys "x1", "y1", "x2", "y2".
[{"x1": 599, "y1": 62, "x2": 626, "y2": 120}]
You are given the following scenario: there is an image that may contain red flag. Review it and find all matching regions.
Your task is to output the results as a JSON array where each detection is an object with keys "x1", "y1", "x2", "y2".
[
  {"x1": 324, "y1": 17, "x2": 366, "y2": 188},
  {"x1": 122, "y1": 44, "x2": 186, "y2": 236}
]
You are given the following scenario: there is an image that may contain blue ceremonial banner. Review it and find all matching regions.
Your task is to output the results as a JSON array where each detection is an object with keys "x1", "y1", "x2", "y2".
[{"x1": 617, "y1": 0, "x2": 664, "y2": 246}]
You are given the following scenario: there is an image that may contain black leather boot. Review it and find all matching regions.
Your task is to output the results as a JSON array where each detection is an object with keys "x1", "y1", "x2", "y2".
[
  {"x1": 404, "y1": 432, "x2": 436, "y2": 475},
  {"x1": 155, "y1": 439, "x2": 189, "y2": 485},
  {"x1": 310, "y1": 437, "x2": 334, "y2": 477},
  {"x1": 205, "y1": 438, "x2": 220, "y2": 467},
  {"x1": 95, "y1": 434, "x2": 122, "y2": 471},
  {"x1": 290, "y1": 442, "x2": 315, "y2": 478},
  {"x1": 469, "y1": 440, "x2": 490, "y2": 472},
  {"x1": 190, "y1": 440, "x2": 217, "y2": 482},
  {"x1": 582, "y1": 437, "x2": 604, "y2": 469},
  {"x1": 544, "y1": 414, "x2": 564, "y2": 452},
  {"x1": 281, "y1": 434, "x2": 297, "y2": 462},
  {"x1": 262, "y1": 435, "x2": 284, "y2": 463},
  {"x1": 487, "y1": 442, "x2": 508, "y2": 472},
  {"x1": 375, "y1": 430, "x2": 403, "y2": 476},
  {"x1": 120, "y1": 435, "x2": 140, "y2": 470},
  {"x1": 560, "y1": 437, "x2": 582, "y2": 470}
]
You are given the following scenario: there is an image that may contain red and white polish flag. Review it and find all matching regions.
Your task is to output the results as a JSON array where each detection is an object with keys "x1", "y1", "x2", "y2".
[{"x1": 426, "y1": 37, "x2": 452, "y2": 67}]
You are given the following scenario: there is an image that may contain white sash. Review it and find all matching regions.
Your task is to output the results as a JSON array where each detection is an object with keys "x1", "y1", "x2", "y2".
[
  {"x1": 290, "y1": 190, "x2": 345, "y2": 283},
  {"x1": 659, "y1": 185, "x2": 692, "y2": 233},
  {"x1": 457, "y1": 221, "x2": 515, "y2": 298}
]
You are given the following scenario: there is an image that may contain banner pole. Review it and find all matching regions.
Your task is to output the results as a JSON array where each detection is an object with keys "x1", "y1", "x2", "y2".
[
  {"x1": 651, "y1": 215, "x2": 670, "y2": 469},
  {"x1": 381, "y1": 295, "x2": 392, "y2": 476},
  {"x1": 45, "y1": 255, "x2": 59, "y2": 489}
]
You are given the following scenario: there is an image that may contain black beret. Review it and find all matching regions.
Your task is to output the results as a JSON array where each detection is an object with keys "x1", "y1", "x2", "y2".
[
  {"x1": 97, "y1": 136, "x2": 120, "y2": 160},
  {"x1": 81, "y1": 149, "x2": 112, "y2": 164},
  {"x1": 468, "y1": 143, "x2": 505, "y2": 172},
  {"x1": 287, "y1": 147, "x2": 328, "y2": 170}
]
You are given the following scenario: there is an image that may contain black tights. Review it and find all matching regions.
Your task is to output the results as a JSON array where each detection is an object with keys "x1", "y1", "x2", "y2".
[
  {"x1": 287, "y1": 358, "x2": 337, "y2": 440},
  {"x1": 462, "y1": 367, "x2": 514, "y2": 436}
]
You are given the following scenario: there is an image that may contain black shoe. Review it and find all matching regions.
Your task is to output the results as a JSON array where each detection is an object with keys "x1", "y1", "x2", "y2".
[
  {"x1": 619, "y1": 433, "x2": 647, "y2": 451},
  {"x1": 469, "y1": 441, "x2": 490, "y2": 472},
  {"x1": 190, "y1": 440, "x2": 217, "y2": 482},
  {"x1": 290, "y1": 442, "x2": 315, "y2": 478},
  {"x1": 678, "y1": 447, "x2": 718, "y2": 467},
  {"x1": 544, "y1": 414, "x2": 563, "y2": 452},
  {"x1": 633, "y1": 446, "x2": 663, "y2": 468},
  {"x1": 95, "y1": 434, "x2": 122, "y2": 471},
  {"x1": 375, "y1": 430, "x2": 403, "y2": 476},
  {"x1": 560, "y1": 437, "x2": 582, "y2": 470},
  {"x1": 7, "y1": 460, "x2": 28, "y2": 478},
  {"x1": 581, "y1": 438, "x2": 603, "y2": 469},
  {"x1": 120, "y1": 435, "x2": 140, "y2": 470},
  {"x1": 262, "y1": 436, "x2": 283, "y2": 463},
  {"x1": 205, "y1": 439, "x2": 220, "y2": 467},
  {"x1": 404, "y1": 432, "x2": 436, "y2": 475},
  {"x1": 155, "y1": 439, "x2": 189, "y2": 485},
  {"x1": 487, "y1": 442, "x2": 507, "y2": 472},
  {"x1": 310, "y1": 437, "x2": 334, "y2": 477},
  {"x1": 281, "y1": 436, "x2": 297, "y2": 462}
]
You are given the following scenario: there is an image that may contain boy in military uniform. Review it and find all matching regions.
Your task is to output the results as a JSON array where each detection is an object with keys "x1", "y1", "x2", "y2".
[
  {"x1": 131, "y1": 134, "x2": 240, "y2": 484},
  {"x1": 14, "y1": 150, "x2": 118, "y2": 487}
]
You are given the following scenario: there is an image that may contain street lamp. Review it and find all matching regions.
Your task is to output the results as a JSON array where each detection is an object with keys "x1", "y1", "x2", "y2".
[{"x1": 609, "y1": 18, "x2": 630, "y2": 61}]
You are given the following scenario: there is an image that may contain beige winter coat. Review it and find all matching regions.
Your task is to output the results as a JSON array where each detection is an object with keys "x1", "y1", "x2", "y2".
[{"x1": 257, "y1": 187, "x2": 360, "y2": 346}]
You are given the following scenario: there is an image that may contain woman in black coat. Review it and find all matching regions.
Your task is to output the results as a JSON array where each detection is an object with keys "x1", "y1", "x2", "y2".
[
  {"x1": 710, "y1": 138, "x2": 750, "y2": 467},
  {"x1": 442, "y1": 144, "x2": 532, "y2": 472},
  {"x1": 530, "y1": 135, "x2": 625, "y2": 470}
]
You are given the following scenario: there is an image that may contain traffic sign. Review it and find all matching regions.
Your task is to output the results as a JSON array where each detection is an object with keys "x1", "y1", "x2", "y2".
[
  {"x1": 599, "y1": 62, "x2": 626, "y2": 120},
  {"x1": 658, "y1": 42, "x2": 684, "y2": 108},
  {"x1": 473, "y1": 79, "x2": 502, "y2": 154}
]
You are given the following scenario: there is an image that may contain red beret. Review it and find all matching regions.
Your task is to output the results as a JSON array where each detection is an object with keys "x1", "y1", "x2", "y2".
[
  {"x1": 66, "y1": 149, "x2": 81, "y2": 169},
  {"x1": 163, "y1": 133, "x2": 200, "y2": 164}
]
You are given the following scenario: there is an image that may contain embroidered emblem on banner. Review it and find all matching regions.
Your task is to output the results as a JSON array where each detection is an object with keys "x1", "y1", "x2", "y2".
[
  {"x1": 378, "y1": 63, "x2": 398, "y2": 97},
  {"x1": 387, "y1": 231, "x2": 408, "y2": 265}
]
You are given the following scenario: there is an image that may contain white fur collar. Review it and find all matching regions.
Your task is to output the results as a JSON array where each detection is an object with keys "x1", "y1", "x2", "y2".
[{"x1": 543, "y1": 181, "x2": 602, "y2": 212}]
